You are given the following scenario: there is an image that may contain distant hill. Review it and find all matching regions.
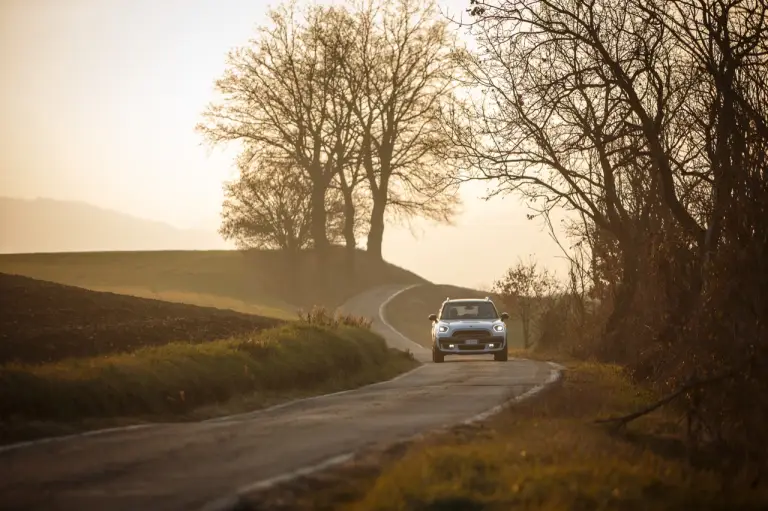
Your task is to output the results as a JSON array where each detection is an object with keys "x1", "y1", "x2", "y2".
[
  {"x1": 0, "y1": 247, "x2": 429, "y2": 320},
  {"x1": 0, "y1": 197, "x2": 230, "y2": 253}
]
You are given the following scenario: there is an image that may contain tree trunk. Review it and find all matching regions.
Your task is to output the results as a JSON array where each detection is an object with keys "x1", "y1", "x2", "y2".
[
  {"x1": 519, "y1": 300, "x2": 532, "y2": 349},
  {"x1": 342, "y1": 190, "x2": 356, "y2": 272},
  {"x1": 366, "y1": 193, "x2": 386, "y2": 260},
  {"x1": 602, "y1": 241, "x2": 640, "y2": 360},
  {"x1": 310, "y1": 182, "x2": 329, "y2": 257},
  {"x1": 523, "y1": 318, "x2": 531, "y2": 349}
]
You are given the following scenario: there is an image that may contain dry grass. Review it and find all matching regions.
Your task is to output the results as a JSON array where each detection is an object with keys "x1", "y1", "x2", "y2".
[
  {"x1": 242, "y1": 361, "x2": 768, "y2": 511},
  {"x1": 298, "y1": 306, "x2": 374, "y2": 330}
]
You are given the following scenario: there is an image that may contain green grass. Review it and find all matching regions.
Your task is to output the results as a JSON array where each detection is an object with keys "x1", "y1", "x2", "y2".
[
  {"x1": 0, "y1": 247, "x2": 427, "y2": 319},
  {"x1": 241, "y1": 361, "x2": 768, "y2": 511},
  {"x1": 0, "y1": 320, "x2": 418, "y2": 445},
  {"x1": 384, "y1": 284, "x2": 525, "y2": 349}
]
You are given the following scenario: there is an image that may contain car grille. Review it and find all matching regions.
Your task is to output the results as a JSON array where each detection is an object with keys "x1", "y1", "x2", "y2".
[
  {"x1": 439, "y1": 331, "x2": 503, "y2": 349},
  {"x1": 452, "y1": 329, "x2": 491, "y2": 338},
  {"x1": 457, "y1": 344, "x2": 487, "y2": 351},
  {"x1": 438, "y1": 339, "x2": 502, "y2": 351}
]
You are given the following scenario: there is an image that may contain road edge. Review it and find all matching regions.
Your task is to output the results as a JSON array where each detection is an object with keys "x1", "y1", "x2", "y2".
[
  {"x1": 0, "y1": 366, "x2": 427, "y2": 457},
  {"x1": 376, "y1": 283, "x2": 431, "y2": 358}
]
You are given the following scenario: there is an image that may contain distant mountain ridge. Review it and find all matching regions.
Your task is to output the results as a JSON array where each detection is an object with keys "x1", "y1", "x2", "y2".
[{"x1": 0, "y1": 197, "x2": 231, "y2": 253}]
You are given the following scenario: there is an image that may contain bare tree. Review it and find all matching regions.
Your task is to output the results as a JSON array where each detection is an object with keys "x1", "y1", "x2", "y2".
[
  {"x1": 460, "y1": 0, "x2": 768, "y2": 458},
  {"x1": 198, "y1": 3, "x2": 358, "y2": 257},
  {"x1": 458, "y1": 0, "x2": 765, "y2": 262},
  {"x1": 315, "y1": 6, "x2": 369, "y2": 265},
  {"x1": 444, "y1": 0, "x2": 681, "y2": 344},
  {"x1": 312, "y1": 6, "x2": 370, "y2": 266},
  {"x1": 219, "y1": 155, "x2": 343, "y2": 255},
  {"x1": 641, "y1": 0, "x2": 768, "y2": 257},
  {"x1": 219, "y1": 158, "x2": 311, "y2": 254},
  {"x1": 346, "y1": 0, "x2": 462, "y2": 259},
  {"x1": 493, "y1": 257, "x2": 560, "y2": 349}
]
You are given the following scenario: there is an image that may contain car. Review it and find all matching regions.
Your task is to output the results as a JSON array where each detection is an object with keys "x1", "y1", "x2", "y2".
[{"x1": 428, "y1": 297, "x2": 510, "y2": 363}]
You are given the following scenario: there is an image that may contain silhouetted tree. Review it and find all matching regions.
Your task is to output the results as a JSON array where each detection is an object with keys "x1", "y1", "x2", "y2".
[
  {"x1": 199, "y1": 3, "x2": 358, "y2": 257},
  {"x1": 219, "y1": 156, "x2": 343, "y2": 255},
  {"x1": 345, "y1": 0, "x2": 462, "y2": 260},
  {"x1": 317, "y1": 6, "x2": 368, "y2": 266},
  {"x1": 462, "y1": 0, "x2": 768, "y2": 459},
  {"x1": 494, "y1": 257, "x2": 560, "y2": 349}
]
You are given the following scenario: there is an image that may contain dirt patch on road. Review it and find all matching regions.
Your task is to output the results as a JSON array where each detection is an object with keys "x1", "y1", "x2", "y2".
[{"x1": 0, "y1": 272, "x2": 282, "y2": 364}]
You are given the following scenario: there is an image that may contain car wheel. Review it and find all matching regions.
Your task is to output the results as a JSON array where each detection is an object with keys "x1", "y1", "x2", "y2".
[
  {"x1": 494, "y1": 347, "x2": 508, "y2": 362},
  {"x1": 432, "y1": 347, "x2": 444, "y2": 363}
]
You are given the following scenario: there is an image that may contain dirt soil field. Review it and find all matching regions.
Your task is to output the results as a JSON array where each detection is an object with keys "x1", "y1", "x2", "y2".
[{"x1": 0, "y1": 272, "x2": 282, "y2": 364}]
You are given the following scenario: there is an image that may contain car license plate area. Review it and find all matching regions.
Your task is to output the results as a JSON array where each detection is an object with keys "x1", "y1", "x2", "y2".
[{"x1": 465, "y1": 339, "x2": 478, "y2": 345}]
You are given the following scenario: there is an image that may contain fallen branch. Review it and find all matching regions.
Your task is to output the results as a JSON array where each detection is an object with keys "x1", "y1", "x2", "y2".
[{"x1": 594, "y1": 362, "x2": 749, "y2": 428}]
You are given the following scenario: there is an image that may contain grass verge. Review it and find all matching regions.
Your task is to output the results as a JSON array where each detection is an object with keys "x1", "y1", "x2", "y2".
[
  {"x1": 241, "y1": 360, "x2": 768, "y2": 511},
  {"x1": 0, "y1": 321, "x2": 418, "y2": 445}
]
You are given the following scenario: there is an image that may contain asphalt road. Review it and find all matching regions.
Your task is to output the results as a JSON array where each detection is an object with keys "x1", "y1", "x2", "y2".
[{"x1": 0, "y1": 284, "x2": 556, "y2": 511}]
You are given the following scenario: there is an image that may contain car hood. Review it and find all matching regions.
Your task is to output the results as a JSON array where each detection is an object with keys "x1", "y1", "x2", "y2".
[{"x1": 438, "y1": 319, "x2": 502, "y2": 327}]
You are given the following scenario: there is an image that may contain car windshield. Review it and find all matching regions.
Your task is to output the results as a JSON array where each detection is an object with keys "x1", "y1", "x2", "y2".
[{"x1": 440, "y1": 301, "x2": 498, "y2": 320}]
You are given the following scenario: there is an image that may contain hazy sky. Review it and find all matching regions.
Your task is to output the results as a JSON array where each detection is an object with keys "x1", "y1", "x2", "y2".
[{"x1": 0, "y1": 0, "x2": 568, "y2": 289}]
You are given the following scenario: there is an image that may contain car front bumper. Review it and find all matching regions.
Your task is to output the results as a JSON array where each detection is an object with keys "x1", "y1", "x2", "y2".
[{"x1": 435, "y1": 336, "x2": 506, "y2": 354}]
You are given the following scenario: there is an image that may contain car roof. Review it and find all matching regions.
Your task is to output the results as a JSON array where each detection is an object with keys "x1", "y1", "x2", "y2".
[{"x1": 444, "y1": 298, "x2": 494, "y2": 303}]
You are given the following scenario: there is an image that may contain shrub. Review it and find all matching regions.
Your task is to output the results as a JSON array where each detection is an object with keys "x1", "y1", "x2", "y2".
[
  {"x1": 0, "y1": 323, "x2": 414, "y2": 422},
  {"x1": 297, "y1": 305, "x2": 373, "y2": 330}
]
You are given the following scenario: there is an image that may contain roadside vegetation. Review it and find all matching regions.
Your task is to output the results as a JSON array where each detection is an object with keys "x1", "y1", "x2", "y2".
[
  {"x1": 0, "y1": 274, "x2": 417, "y2": 445},
  {"x1": 446, "y1": 0, "x2": 768, "y2": 468},
  {"x1": 0, "y1": 313, "x2": 417, "y2": 445}
]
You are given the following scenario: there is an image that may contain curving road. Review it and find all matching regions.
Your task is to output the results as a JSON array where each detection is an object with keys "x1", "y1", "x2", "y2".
[{"x1": 0, "y1": 285, "x2": 557, "y2": 511}]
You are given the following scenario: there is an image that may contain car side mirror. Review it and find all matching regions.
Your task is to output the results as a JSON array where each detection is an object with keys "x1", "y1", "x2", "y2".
[
  {"x1": 500, "y1": 312, "x2": 509, "y2": 321},
  {"x1": 428, "y1": 313, "x2": 437, "y2": 322}
]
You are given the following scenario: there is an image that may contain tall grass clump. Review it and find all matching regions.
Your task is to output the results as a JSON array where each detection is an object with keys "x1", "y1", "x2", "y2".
[{"x1": 297, "y1": 305, "x2": 373, "y2": 330}]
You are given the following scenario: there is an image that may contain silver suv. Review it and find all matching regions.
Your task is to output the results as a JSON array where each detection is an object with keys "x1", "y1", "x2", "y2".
[{"x1": 428, "y1": 297, "x2": 509, "y2": 363}]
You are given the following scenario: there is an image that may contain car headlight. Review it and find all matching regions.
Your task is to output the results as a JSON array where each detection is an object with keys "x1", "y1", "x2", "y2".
[
  {"x1": 493, "y1": 324, "x2": 505, "y2": 332},
  {"x1": 438, "y1": 325, "x2": 449, "y2": 333}
]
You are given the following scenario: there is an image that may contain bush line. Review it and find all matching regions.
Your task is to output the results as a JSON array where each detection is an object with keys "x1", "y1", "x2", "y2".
[{"x1": 0, "y1": 311, "x2": 413, "y2": 422}]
